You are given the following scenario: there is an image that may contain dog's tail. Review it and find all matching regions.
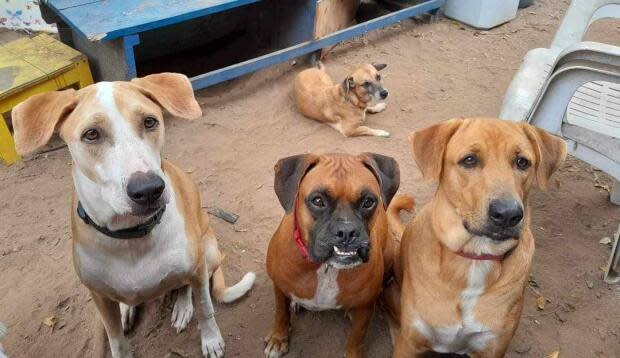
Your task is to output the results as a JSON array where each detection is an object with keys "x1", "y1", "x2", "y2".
[
  {"x1": 316, "y1": 61, "x2": 325, "y2": 71},
  {"x1": 387, "y1": 195, "x2": 415, "y2": 239},
  {"x1": 212, "y1": 267, "x2": 256, "y2": 303}
]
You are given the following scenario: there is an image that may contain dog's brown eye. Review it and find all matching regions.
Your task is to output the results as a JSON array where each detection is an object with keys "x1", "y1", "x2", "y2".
[
  {"x1": 362, "y1": 197, "x2": 376, "y2": 209},
  {"x1": 144, "y1": 117, "x2": 159, "y2": 129},
  {"x1": 459, "y1": 154, "x2": 479, "y2": 168},
  {"x1": 81, "y1": 129, "x2": 100, "y2": 143},
  {"x1": 311, "y1": 196, "x2": 325, "y2": 208},
  {"x1": 515, "y1": 156, "x2": 531, "y2": 170},
  {"x1": 363, "y1": 81, "x2": 370, "y2": 87}
]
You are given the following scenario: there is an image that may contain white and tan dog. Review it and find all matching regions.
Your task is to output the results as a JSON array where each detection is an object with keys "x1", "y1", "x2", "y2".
[{"x1": 12, "y1": 73, "x2": 255, "y2": 358}]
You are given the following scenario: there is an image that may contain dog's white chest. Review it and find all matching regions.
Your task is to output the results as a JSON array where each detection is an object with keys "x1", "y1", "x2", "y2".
[
  {"x1": 75, "y1": 198, "x2": 192, "y2": 304},
  {"x1": 413, "y1": 261, "x2": 496, "y2": 354},
  {"x1": 291, "y1": 264, "x2": 341, "y2": 311}
]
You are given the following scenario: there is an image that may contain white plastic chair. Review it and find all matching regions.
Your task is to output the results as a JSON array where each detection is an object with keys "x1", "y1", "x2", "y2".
[
  {"x1": 500, "y1": 0, "x2": 620, "y2": 205},
  {"x1": 501, "y1": 0, "x2": 620, "y2": 283}
]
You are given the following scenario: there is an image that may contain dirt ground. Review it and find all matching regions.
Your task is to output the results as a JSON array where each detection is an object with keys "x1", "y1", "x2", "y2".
[{"x1": 1, "y1": 1, "x2": 620, "y2": 357}]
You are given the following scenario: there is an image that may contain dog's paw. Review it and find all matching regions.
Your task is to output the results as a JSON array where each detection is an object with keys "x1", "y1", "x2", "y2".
[
  {"x1": 201, "y1": 330, "x2": 225, "y2": 358},
  {"x1": 108, "y1": 336, "x2": 133, "y2": 358},
  {"x1": 171, "y1": 287, "x2": 194, "y2": 333},
  {"x1": 290, "y1": 301, "x2": 303, "y2": 314},
  {"x1": 374, "y1": 129, "x2": 390, "y2": 137},
  {"x1": 264, "y1": 332, "x2": 289, "y2": 358},
  {"x1": 119, "y1": 303, "x2": 136, "y2": 334},
  {"x1": 368, "y1": 102, "x2": 387, "y2": 113}
]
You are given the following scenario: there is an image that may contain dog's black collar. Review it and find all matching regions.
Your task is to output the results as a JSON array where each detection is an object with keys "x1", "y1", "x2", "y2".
[{"x1": 76, "y1": 202, "x2": 166, "y2": 240}]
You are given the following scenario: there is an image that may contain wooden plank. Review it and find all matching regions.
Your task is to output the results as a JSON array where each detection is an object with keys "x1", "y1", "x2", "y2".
[
  {"x1": 45, "y1": 0, "x2": 101, "y2": 10},
  {"x1": 314, "y1": 0, "x2": 360, "y2": 39},
  {"x1": 0, "y1": 34, "x2": 85, "y2": 99},
  {"x1": 191, "y1": 0, "x2": 442, "y2": 89},
  {"x1": 3, "y1": 34, "x2": 82, "y2": 75},
  {"x1": 46, "y1": 0, "x2": 261, "y2": 41},
  {"x1": 0, "y1": 57, "x2": 47, "y2": 98}
]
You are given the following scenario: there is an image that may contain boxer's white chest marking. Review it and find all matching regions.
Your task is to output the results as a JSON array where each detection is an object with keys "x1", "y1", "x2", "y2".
[
  {"x1": 75, "y1": 180, "x2": 192, "y2": 305},
  {"x1": 412, "y1": 260, "x2": 496, "y2": 354},
  {"x1": 291, "y1": 264, "x2": 341, "y2": 311}
]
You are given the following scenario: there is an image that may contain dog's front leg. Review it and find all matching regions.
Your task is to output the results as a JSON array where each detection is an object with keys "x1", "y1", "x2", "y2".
[
  {"x1": 343, "y1": 125, "x2": 390, "y2": 138},
  {"x1": 90, "y1": 291, "x2": 132, "y2": 358},
  {"x1": 344, "y1": 305, "x2": 373, "y2": 358},
  {"x1": 192, "y1": 271, "x2": 225, "y2": 358},
  {"x1": 264, "y1": 285, "x2": 291, "y2": 358},
  {"x1": 171, "y1": 285, "x2": 194, "y2": 333},
  {"x1": 366, "y1": 102, "x2": 387, "y2": 114}
]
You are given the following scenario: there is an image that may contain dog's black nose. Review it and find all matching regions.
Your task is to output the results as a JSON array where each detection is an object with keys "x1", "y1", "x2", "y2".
[
  {"x1": 334, "y1": 222, "x2": 361, "y2": 243},
  {"x1": 127, "y1": 171, "x2": 165, "y2": 205},
  {"x1": 380, "y1": 90, "x2": 388, "y2": 99},
  {"x1": 488, "y1": 199, "x2": 523, "y2": 228}
]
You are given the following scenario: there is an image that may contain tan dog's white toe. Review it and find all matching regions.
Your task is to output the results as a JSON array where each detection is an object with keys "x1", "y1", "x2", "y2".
[
  {"x1": 120, "y1": 303, "x2": 136, "y2": 334},
  {"x1": 171, "y1": 286, "x2": 194, "y2": 333},
  {"x1": 201, "y1": 323, "x2": 226, "y2": 358},
  {"x1": 367, "y1": 102, "x2": 387, "y2": 113},
  {"x1": 264, "y1": 333, "x2": 288, "y2": 358}
]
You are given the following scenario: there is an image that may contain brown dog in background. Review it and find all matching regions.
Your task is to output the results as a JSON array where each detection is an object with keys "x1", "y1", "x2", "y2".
[
  {"x1": 294, "y1": 63, "x2": 390, "y2": 137},
  {"x1": 385, "y1": 118, "x2": 566, "y2": 357},
  {"x1": 264, "y1": 153, "x2": 413, "y2": 358}
]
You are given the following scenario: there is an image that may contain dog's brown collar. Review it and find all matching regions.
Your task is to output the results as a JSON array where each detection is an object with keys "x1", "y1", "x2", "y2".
[
  {"x1": 77, "y1": 202, "x2": 166, "y2": 240},
  {"x1": 292, "y1": 198, "x2": 311, "y2": 260},
  {"x1": 456, "y1": 250, "x2": 504, "y2": 262}
]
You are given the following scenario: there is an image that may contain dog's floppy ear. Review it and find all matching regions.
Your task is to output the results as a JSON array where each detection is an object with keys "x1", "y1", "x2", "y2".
[
  {"x1": 522, "y1": 123, "x2": 567, "y2": 189},
  {"x1": 408, "y1": 118, "x2": 463, "y2": 181},
  {"x1": 361, "y1": 153, "x2": 400, "y2": 208},
  {"x1": 130, "y1": 73, "x2": 202, "y2": 120},
  {"x1": 274, "y1": 154, "x2": 320, "y2": 213},
  {"x1": 372, "y1": 63, "x2": 387, "y2": 71},
  {"x1": 342, "y1": 76, "x2": 355, "y2": 95},
  {"x1": 12, "y1": 89, "x2": 78, "y2": 156}
]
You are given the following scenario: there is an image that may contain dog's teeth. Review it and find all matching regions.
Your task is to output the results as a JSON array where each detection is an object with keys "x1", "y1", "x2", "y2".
[{"x1": 333, "y1": 246, "x2": 356, "y2": 256}]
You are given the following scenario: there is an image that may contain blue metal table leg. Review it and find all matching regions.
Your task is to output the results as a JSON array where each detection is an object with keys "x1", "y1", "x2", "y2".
[{"x1": 123, "y1": 34, "x2": 141, "y2": 79}]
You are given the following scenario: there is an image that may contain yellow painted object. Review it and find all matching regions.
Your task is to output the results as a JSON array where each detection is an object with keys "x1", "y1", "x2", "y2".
[{"x1": 0, "y1": 34, "x2": 93, "y2": 165}]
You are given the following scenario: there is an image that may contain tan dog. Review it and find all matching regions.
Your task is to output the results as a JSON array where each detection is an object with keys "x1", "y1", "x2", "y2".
[
  {"x1": 264, "y1": 153, "x2": 414, "y2": 358},
  {"x1": 294, "y1": 63, "x2": 390, "y2": 137},
  {"x1": 385, "y1": 118, "x2": 566, "y2": 357},
  {"x1": 12, "y1": 73, "x2": 255, "y2": 358}
]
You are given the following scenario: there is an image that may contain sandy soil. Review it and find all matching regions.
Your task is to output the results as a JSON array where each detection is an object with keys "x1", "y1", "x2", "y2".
[{"x1": 1, "y1": 1, "x2": 620, "y2": 357}]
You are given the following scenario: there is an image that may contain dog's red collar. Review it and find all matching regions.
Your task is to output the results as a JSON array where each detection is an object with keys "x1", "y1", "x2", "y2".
[
  {"x1": 456, "y1": 250, "x2": 504, "y2": 262},
  {"x1": 292, "y1": 199, "x2": 310, "y2": 260}
]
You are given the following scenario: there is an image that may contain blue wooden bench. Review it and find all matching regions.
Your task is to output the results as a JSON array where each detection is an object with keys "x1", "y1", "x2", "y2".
[{"x1": 41, "y1": 0, "x2": 442, "y2": 90}]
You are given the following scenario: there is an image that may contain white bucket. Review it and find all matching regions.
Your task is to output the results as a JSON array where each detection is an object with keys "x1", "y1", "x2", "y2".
[{"x1": 444, "y1": 0, "x2": 520, "y2": 29}]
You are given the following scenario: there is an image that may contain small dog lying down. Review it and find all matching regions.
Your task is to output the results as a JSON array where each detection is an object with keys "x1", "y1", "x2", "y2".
[{"x1": 294, "y1": 62, "x2": 390, "y2": 137}]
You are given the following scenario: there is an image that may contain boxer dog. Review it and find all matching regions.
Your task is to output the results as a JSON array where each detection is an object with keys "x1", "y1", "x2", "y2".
[
  {"x1": 264, "y1": 153, "x2": 414, "y2": 358},
  {"x1": 385, "y1": 118, "x2": 566, "y2": 357},
  {"x1": 12, "y1": 73, "x2": 255, "y2": 358},
  {"x1": 294, "y1": 62, "x2": 390, "y2": 137}
]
